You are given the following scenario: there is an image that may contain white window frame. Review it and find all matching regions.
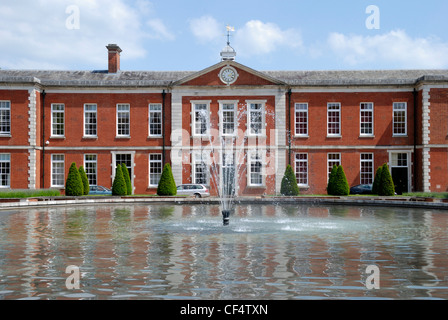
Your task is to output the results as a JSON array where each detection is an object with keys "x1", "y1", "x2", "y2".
[
  {"x1": 327, "y1": 153, "x2": 341, "y2": 181},
  {"x1": 0, "y1": 101, "x2": 11, "y2": 136},
  {"x1": 327, "y1": 103, "x2": 341, "y2": 137},
  {"x1": 192, "y1": 151, "x2": 209, "y2": 185},
  {"x1": 393, "y1": 102, "x2": 407, "y2": 136},
  {"x1": 116, "y1": 104, "x2": 130, "y2": 137},
  {"x1": 219, "y1": 100, "x2": 238, "y2": 137},
  {"x1": 220, "y1": 150, "x2": 237, "y2": 196},
  {"x1": 390, "y1": 152, "x2": 409, "y2": 168},
  {"x1": 84, "y1": 154, "x2": 97, "y2": 186},
  {"x1": 360, "y1": 102, "x2": 374, "y2": 136},
  {"x1": 51, "y1": 104, "x2": 65, "y2": 137},
  {"x1": 149, "y1": 104, "x2": 163, "y2": 137},
  {"x1": 247, "y1": 100, "x2": 266, "y2": 136},
  {"x1": 360, "y1": 153, "x2": 374, "y2": 185},
  {"x1": 51, "y1": 154, "x2": 65, "y2": 188},
  {"x1": 247, "y1": 149, "x2": 265, "y2": 187},
  {"x1": 148, "y1": 153, "x2": 163, "y2": 187},
  {"x1": 0, "y1": 154, "x2": 10, "y2": 188},
  {"x1": 295, "y1": 103, "x2": 308, "y2": 137},
  {"x1": 295, "y1": 153, "x2": 308, "y2": 187},
  {"x1": 83, "y1": 104, "x2": 97, "y2": 138},
  {"x1": 191, "y1": 100, "x2": 211, "y2": 137}
]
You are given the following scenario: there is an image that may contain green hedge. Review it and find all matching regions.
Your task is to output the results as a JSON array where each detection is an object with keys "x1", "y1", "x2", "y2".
[
  {"x1": 280, "y1": 164, "x2": 300, "y2": 196},
  {"x1": 328, "y1": 165, "x2": 349, "y2": 196},
  {"x1": 65, "y1": 162, "x2": 84, "y2": 196},
  {"x1": 112, "y1": 165, "x2": 127, "y2": 196},
  {"x1": 378, "y1": 163, "x2": 395, "y2": 196},
  {"x1": 157, "y1": 163, "x2": 177, "y2": 196},
  {"x1": 327, "y1": 164, "x2": 338, "y2": 195},
  {"x1": 371, "y1": 164, "x2": 395, "y2": 196},
  {"x1": 121, "y1": 163, "x2": 132, "y2": 195},
  {"x1": 0, "y1": 189, "x2": 60, "y2": 198},
  {"x1": 78, "y1": 165, "x2": 89, "y2": 195},
  {"x1": 372, "y1": 166, "x2": 383, "y2": 195}
]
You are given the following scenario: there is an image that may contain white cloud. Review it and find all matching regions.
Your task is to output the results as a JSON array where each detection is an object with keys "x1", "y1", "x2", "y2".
[
  {"x1": 189, "y1": 15, "x2": 222, "y2": 43},
  {"x1": 327, "y1": 29, "x2": 448, "y2": 69},
  {"x1": 147, "y1": 19, "x2": 175, "y2": 41},
  {"x1": 0, "y1": 0, "x2": 173, "y2": 70},
  {"x1": 234, "y1": 20, "x2": 302, "y2": 57}
]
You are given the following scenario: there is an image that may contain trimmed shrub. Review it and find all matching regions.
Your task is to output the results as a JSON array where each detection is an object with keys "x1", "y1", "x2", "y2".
[
  {"x1": 379, "y1": 163, "x2": 395, "y2": 196},
  {"x1": 78, "y1": 165, "x2": 89, "y2": 195},
  {"x1": 327, "y1": 164, "x2": 338, "y2": 195},
  {"x1": 157, "y1": 163, "x2": 177, "y2": 196},
  {"x1": 65, "y1": 162, "x2": 84, "y2": 196},
  {"x1": 331, "y1": 165, "x2": 350, "y2": 196},
  {"x1": 121, "y1": 163, "x2": 132, "y2": 195},
  {"x1": 280, "y1": 164, "x2": 300, "y2": 196},
  {"x1": 112, "y1": 165, "x2": 127, "y2": 196},
  {"x1": 372, "y1": 166, "x2": 383, "y2": 195}
]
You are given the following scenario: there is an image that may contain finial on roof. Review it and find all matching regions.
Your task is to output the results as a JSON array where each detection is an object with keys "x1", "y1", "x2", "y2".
[{"x1": 220, "y1": 25, "x2": 236, "y2": 61}]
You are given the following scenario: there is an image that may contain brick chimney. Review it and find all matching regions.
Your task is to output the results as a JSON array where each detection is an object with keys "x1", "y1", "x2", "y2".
[{"x1": 106, "y1": 44, "x2": 122, "y2": 73}]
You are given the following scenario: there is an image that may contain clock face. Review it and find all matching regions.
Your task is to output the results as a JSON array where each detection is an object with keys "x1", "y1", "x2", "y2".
[{"x1": 219, "y1": 66, "x2": 238, "y2": 84}]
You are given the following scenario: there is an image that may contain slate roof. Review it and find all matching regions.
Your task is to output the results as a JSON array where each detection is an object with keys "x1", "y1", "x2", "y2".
[
  {"x1": 0, "y1": 70, "x2": 195, "y2": 87},
  {"x1": 1, "y1": 68, "x2": 448, "y2": 87},
  {"x1": 263, "y1": 70, "x2": 448, "y2": 86}
]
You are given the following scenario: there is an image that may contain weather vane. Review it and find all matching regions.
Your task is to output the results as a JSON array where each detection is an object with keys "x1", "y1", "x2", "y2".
[{"x1": 225, "y1": 25, "x2": 235, "y2": 45}]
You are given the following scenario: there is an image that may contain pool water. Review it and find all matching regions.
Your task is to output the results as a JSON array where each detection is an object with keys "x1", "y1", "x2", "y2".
[{"x1": 0, "y1": 203, "x2": 447, "y2": 300}]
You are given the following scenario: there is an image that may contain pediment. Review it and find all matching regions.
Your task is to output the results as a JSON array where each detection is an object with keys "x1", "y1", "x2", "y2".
[{"x1": 173, "y1": 61, "x2": 286, "y2": 87}]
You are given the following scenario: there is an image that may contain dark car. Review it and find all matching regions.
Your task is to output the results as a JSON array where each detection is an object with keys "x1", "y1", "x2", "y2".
[
  {"x1": 350, "y1": 184, "x2": 372, "y2": 195},
  {"x1": 89, "y1": 185, "x2": 112, "y2": 195}
]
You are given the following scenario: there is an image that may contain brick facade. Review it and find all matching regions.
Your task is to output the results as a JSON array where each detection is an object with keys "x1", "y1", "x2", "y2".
[{"x1": 1, "y1": 44, "x2": 448, "y2": 195}]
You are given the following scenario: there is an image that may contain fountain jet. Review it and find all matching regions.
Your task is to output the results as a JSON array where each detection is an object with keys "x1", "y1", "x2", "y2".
[{"x1": 222, "y1": 210, "x2": 230, "y2": 226}]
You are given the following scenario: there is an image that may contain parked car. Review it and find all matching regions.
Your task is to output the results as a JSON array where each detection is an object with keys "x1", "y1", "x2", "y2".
[
  {"x1": 89, "y1": 185, "x2": 112, "y2": 195},
  {"x1": 176, "y1": 184, "x2": 210, "y2": 198},
  {"x1": 350, "y1": 184, "x2": 373, "y2": 195}
]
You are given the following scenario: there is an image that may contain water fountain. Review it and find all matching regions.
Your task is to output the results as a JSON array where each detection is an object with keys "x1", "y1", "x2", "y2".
[
  {"x1": 198, "y1": 102, "x2": 253, "y2": 226},
  {"x1": 209, "y1": 134, "x2": 246, "y2": 226}
]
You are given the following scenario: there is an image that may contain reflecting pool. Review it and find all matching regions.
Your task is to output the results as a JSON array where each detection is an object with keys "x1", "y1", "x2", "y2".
[{"x1": 0, "y1": 203, "x2": 447, "y2": 300}]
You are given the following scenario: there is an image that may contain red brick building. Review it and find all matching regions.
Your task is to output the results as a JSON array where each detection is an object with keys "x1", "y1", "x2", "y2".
[{"x1": 1, "y1": 44, "x2": 448, "y2": 195}]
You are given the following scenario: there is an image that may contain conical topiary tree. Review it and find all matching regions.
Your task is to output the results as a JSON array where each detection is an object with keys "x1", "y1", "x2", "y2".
[
  {"x1": 331, "y1": 165, "x2": 350, "y2": 196},
  {"x1": 280, "y1": 164, "x2": 300, "y2": 196},
  {"x1": 372, "y1": 166, "x2": 383, "y2": 195},
  {"x1": 78, "y1": 165, "x2": 89, "y2": 195},
  {"x1": 121, "y1": 163, "x2": 132, "y2": 195},
  {"x1": 379, "y1": 163, "x2": 395, "y2": 196},
  {"x1": 157, "y1": 163, "x2": 177, "y2": 196},
  {"x1": 327, "y1": 164, "x2": 338, "y2": 195},
  {"x1": 112, "y1": 165, "x2": 127, "y2": 196},
  {"x1": 65, "y1": 162, "x2": 84, "y2": 196}
]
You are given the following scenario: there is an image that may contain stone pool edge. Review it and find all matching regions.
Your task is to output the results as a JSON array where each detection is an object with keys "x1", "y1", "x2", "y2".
[{"x1": 1, "y1": 195, "x2": 448, "y2": 211}]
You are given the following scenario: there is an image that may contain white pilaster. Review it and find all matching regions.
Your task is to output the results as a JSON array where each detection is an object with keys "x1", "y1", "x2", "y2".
[
  {"x1": 170, "y1": 89, "x2": 183, "y2": 185},
  {"x1": 275, "y1": 90, "x2": 287, "y2": 194},
  {"x1": 28, "y1": 89, "x2": 37, "y2": 189},
  {"x1": 422, "y1": 86, "x2": 431, "y2": 192}
]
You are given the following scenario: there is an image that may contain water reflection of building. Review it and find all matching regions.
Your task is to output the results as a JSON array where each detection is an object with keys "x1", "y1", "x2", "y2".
[{"x1": 0, "y1": 204, "x2": 448, "y2": 299}]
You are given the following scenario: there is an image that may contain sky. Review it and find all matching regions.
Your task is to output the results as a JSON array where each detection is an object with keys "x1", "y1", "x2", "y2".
[{"x1": 1, "y1": 0, "x2": 448, "y2": 72}]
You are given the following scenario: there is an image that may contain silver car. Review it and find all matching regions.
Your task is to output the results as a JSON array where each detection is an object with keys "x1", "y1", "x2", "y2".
[{"x1": 176, "y1": 184, "x2": 210, "y2": 198}]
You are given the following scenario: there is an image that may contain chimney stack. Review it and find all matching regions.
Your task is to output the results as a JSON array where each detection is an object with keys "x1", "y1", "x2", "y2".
[{"x1": 106, "y1": 44, "x2": 122, "y2": 73}]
